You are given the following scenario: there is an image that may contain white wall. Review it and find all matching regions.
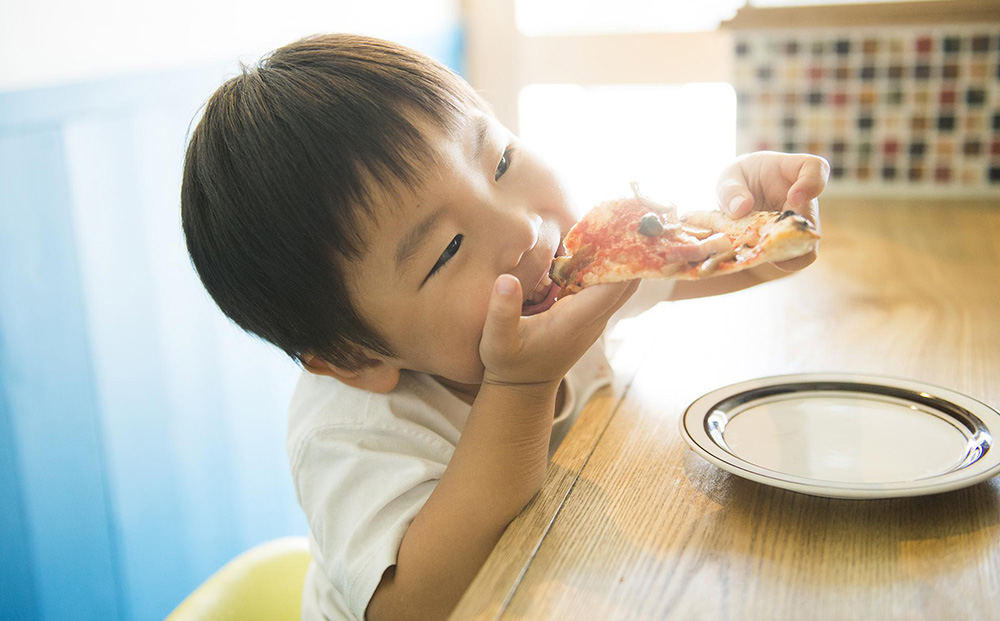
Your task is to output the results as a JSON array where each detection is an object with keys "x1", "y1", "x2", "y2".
[{"x1": 0, "y1": 0, "x2": 458, "y2": 92}]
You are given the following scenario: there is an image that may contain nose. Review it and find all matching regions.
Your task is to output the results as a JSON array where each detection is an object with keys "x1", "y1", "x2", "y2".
[{"x1": 497, "y1": 210, "x2": 542, "y2": 272}]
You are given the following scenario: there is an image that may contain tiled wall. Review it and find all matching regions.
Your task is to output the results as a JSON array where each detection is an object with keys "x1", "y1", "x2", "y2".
[{"x1": 733, "y1": 27, "x2": 1000, "y2": 195}]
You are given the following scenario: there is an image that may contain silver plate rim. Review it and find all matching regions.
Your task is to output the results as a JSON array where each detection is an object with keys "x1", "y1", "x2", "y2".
[{"x1": 679, "y1": 373, "x2": 1000, "y2": 499}]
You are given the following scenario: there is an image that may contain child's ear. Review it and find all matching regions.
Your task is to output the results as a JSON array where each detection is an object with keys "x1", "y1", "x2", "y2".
[{"x1": 300, "y1": 352, "x2": 401, "y2": 394}]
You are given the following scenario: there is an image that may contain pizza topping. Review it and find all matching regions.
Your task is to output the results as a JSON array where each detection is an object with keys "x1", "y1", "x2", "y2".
[
  {"x1": 735, "y1": 225, "x2": 761, "y2": 247},
  {"x1": 698, "y1": 245, "x2": 737, "y2": 275},
  {"x1": 700, "y1": 233, "x2": 735, "y2": 256},
  {"x1": 672, "y1": 233, "x2": 733, "y2": 263},
  {"x1": 551, "y1": 184, "x2": 820, "y2": 293},
  {"x1": 637, "y1": 213, "x2": 664, "y2": 237},
  {"x1": 679, "y1": 224, "x2": 713, "y2": 240},
  {"x1": 631, "y1": 181, "x2": 678, "y2": 220},
  {"x1": 521, "y1": 274, "x2": 561, "y2": 316}
]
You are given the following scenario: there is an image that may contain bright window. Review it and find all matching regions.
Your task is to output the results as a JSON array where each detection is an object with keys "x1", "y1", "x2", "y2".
[{"x1": 520, "y1": 83, "x2": 737, "y2": 215}]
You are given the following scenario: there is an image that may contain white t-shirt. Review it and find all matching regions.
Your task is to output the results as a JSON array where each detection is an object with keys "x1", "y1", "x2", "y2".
[{"x1": 287, "y1": 280, "x2": 673, "y2": 620}]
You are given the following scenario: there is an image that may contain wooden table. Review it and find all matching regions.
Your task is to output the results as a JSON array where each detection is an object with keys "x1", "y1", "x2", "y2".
[{"x1": 452, "y1": 199, "x2": 1000, "y2": 620}]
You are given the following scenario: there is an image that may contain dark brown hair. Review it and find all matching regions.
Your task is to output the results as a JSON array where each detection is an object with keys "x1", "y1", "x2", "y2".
[{"x1": 181, "y1": 34, "x2": 486, "y2": 369}]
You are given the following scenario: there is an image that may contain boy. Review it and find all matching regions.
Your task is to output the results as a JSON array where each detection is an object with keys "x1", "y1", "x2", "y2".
[{"x1": 181, "y1": 34, "x2": 827, "y2": 620}]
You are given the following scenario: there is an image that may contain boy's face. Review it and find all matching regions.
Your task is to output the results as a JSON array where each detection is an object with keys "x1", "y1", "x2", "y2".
[{"x1": 346, "y1": 111, "x2": 576, "y2": 387}]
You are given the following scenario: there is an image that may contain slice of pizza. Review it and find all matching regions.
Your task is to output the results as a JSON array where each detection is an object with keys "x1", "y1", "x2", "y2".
[{"x1": 550, "y1": 184, "x2": 820, "y2": 294}]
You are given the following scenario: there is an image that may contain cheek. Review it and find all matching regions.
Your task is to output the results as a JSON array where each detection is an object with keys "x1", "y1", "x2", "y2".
[
  {"x1": 522, "y1": 154, "x2": 576, "y2": 230},
  {"x1": 394, "y1": 281, "x2": 492, "y2": 382},
  {"x1": 437, "y1": 285, "x2": 491, "y2": 358}
]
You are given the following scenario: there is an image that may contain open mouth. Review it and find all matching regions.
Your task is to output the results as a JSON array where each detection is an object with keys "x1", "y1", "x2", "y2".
[
  {"x1": 521, "y1": 275, "x2": 560, "y2": 316},
  {"x1": 521, "y1": 242, "x2": 566, "y2": 316}
]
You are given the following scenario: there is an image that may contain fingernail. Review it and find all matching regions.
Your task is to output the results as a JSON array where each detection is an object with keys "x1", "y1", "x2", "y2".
[
  {"x1": 496, "y1": 275, "x2": 517, "y2": 295},
  {"x1": 728, "y1": 196, "x2": 743, "y2": 214},
  {"x1": 790, "y1": 191, "x2": 804, "y2": 207}
]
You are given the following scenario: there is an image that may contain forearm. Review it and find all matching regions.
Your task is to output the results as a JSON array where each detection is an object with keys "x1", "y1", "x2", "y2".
[
  {"x1": 669, "y1": 262, "x2": 789, "y2": 301},
  {"x1": 445, "y1": 380, "x2": 560, "y2": 513},
  {"x1": 366, "y1": 380, "x2": 559, "y2": 620}
]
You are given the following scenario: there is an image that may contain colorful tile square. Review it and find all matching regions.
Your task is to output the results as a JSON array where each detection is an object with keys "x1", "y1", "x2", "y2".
[{"x1": 734, "y1": 27, "x2": 1000, "y2": 190}]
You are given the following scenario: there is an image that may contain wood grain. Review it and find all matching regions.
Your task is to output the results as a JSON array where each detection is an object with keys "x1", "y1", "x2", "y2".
[
  {"x1": 453, "y1": 199, "x2": 1000, "y2": 620},
  {"x1": 722, "y1": 0, "x2": 1000, "y2": 29},
  {"x1": 449, "y1": 326, "x2": 654, "y2": 620}
]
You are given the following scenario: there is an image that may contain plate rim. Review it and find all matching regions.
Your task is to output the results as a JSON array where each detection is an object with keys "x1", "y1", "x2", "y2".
[{"x1": 679, "y1": 373, "x2": 1000, "y2": 499}]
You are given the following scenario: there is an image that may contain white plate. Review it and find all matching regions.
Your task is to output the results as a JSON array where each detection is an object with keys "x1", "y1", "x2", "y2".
[{"x1": 679, "y1": 374, "x2": 1000, "y2": 499}]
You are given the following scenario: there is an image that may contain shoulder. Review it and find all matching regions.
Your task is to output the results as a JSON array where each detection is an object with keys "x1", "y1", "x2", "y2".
[
  {"x1": 288, "y1": 372, "x2": 462, "y2": 620},
  {"x1": 286, "y1": 370, "x2": 467, "y2": 474}
]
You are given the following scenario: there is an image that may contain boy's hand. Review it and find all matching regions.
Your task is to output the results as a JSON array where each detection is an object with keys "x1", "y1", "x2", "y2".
[
  {"x1": 374, "y1": 275, "x2": 636, "y2": 621},
  {"x1": 480, "y1": 275, "x2": 638, "y2": 388},
  {"x1": 716, "y1": 151, "x2": 830, "y2": 271}
]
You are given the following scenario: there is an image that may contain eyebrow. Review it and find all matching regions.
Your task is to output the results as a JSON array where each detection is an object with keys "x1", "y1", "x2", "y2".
[
  {"x1": 395, "y1": 208, "x2": 444, "y2": 274},
  {"x1": 472, "y1": 114, "x2": 491, "y2": 161}
]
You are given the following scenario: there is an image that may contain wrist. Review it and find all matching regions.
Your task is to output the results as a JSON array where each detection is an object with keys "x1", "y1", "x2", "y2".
[{"x1": 480, "y1": 375, "x2": 561, "y2": 403}]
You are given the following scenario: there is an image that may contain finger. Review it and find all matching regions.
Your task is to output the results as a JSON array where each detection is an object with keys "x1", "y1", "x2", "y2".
[
  {"x1": 785, "y1": 155, "x2": 830, "y2": 211},
  {"x1": 717, "y1": 177, "x2": 755, "y2": 218},
  {"x1": 551, "y1": 280, "x2": 637, "y2": 329},
  {"x1": 716, "y1": 163, "x2": 756, "y2": 218},
  {"x1": 608, "y1": 279, "x2": 642, "y2": 316},
  {"x1": 480, "y1": 274, "x2": 523, "y2": 357},
  {"x1": 586, "y1": 278, "x2": 641, "y2": 320}
]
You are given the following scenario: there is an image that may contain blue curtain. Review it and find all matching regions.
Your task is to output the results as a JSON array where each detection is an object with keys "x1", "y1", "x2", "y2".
[{"x1": 0, "y1": 30, "x2": 463, "y2": 621}]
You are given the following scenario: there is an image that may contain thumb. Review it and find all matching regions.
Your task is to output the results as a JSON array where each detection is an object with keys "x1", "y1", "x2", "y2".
[
  {"x1": 717, "y1": 175, "x2": 754, "y2": 218},
  {"x1": 481, "y1": 274, "x2": 523, "y2": 356}
]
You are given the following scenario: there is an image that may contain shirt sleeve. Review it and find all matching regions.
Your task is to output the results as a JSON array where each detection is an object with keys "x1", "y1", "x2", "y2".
[{"x1": 290, "y1": 423, "x2": 450, "y2": 619}]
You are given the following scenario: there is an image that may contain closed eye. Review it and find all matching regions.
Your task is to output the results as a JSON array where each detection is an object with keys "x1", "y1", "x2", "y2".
[{"x1": 423, "y1": 234, "x2": 463, "y2": 284}]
